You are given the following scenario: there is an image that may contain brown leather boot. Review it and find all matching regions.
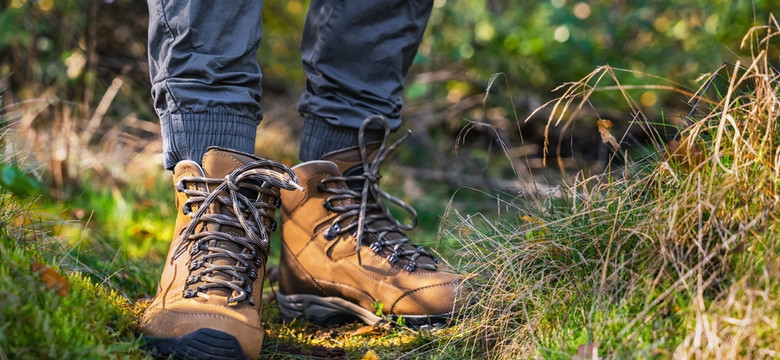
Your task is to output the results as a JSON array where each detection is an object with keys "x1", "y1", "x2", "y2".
[
  {"x1": 277, "y1": 117, "x2": 464, "y2": 328},
  {"x1": 141, "y1": 147, "x2": 301, "y2": 360}
]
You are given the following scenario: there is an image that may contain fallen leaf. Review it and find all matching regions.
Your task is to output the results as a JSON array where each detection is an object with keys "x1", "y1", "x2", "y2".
[
  {"x1": 350, "y1": 325, "x2": 380, "y2": 337},
  {"x1": 361, "y1": 349, "x2": 381, "y2": 360},
  {"x1": 664, "y1": 137, "x2": 705, "y2": 169},
  {"x1": 32, "y1": 261, "x2": 70, "y2": 296},
  {"x1": 596, "y1": 119, "x2": 619, "y2": 151}
]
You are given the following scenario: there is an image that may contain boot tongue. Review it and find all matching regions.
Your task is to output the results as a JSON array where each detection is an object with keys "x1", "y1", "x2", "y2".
[
  {"x1": 197, "y1": 147, "x2": 262, "y2": 301},
  {"x1": 320, "y1": 142, "x2": 381, "y2": 174},
  {"x1": 321, "y1": 142, "x2": 381, "y2": 191},
  {"x1": 202, "y1": 146, "x2": 262, "y2": 178}
]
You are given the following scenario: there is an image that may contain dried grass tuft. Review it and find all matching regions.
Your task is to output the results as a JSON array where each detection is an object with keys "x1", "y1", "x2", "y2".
[{"x1": 445, "y1": 16, "x2": 780, "y2": 359}]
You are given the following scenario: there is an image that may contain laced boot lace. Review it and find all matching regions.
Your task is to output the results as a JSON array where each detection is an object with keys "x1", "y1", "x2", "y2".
[
  {"x1": 172, "y1": 159, "x2": 302, "y2": 305},
  {"x1": 320, "y1": 115, "x2": 440, "y2": 272}
]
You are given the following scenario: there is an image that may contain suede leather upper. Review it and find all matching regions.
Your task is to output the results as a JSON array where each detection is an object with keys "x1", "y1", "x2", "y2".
[
  {"x1": 141, "y1": 148, "x2": 292, "y2": 359},
  {"x1": 279, "y1": 147, "x2": 464, "y2": 319}
]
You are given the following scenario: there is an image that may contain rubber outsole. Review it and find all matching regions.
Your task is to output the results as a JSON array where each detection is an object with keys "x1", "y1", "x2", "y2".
[
  {"x1": 143, "y1": 328, "x2": 252, "y2": 360},
  {"x1": 277, "y1": 292, "x2": 453, "y2": 329}
]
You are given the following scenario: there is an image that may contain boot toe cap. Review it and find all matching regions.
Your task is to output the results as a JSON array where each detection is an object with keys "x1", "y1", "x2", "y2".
[
  {"x1": 390, "y1": 277, "x2": 468, "y2": 318},
  {"x1": 141, "y1": 302, "x2": 264, "y2": 358}
]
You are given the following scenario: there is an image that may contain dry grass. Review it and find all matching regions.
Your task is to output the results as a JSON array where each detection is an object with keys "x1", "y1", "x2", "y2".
[{"x1": 443, "y1": 18, "x2": 780, "y2": 359}]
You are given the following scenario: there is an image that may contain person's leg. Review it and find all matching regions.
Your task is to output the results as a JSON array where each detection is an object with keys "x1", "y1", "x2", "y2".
[
  {"x1": 141, "y1": 2, "x2": 302, "y2": 359},
  {"x1": 148, "y1": 0, "x2": 264, "y2": 169},
  {"x1": 278, "y1": 0, "x2": 466, "y2": 328},
  {"x1": 296, "y1": 0, "x2": 434, "y2": 161}
]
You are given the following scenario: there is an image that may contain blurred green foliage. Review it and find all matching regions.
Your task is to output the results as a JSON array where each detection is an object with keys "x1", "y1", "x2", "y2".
[
  {"x1": 1, "y1": 0, "x2": 152, "y2": 121},
  {"x1": 420, "y1": 0, "x2": 774, "y2": 108},
  {"x1": 2, "y1": 0, "x2": 773, "y2": 117},
  {"x1": 0, "y1": 163, "x2": 42, "y2": 197}
]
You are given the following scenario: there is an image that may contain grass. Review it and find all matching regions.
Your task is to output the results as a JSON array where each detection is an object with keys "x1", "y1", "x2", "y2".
[
  {"x1": 2, "y1": 19, "x2": 780, "y2": 360},
  {"x1": 434, "y1": 19, "x2": 780, "y2": 359},
  {"x1": 0, "y1": 190, "x2": 148, "y2": 359}
]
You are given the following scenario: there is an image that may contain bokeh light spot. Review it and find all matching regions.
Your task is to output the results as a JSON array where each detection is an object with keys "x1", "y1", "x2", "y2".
[
  {"x1": 573, "y1": 2, "x2": 590, "y2": 19},
  {"x1": 554, "y1": 26, "x2": 570, "y2": 43}
]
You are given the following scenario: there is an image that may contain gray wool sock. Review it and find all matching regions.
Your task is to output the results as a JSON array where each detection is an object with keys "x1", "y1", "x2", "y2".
[{"x1": 298, "y1": 116, "x2": 383, "y2": 161}]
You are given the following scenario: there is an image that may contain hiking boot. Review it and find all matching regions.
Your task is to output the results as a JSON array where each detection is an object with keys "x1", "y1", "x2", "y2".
[
  {"x1": 277, "y1": 116, "x2": 464, "y2": 328},
  {"x1": 141, "y1": 147, "x2": 302, "y2": 360}
]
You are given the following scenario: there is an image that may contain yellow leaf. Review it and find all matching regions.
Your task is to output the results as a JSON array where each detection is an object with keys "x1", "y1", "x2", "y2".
[
  {"x1": 361, "y1": 349, "x2": 381, "y2": 360},
  {"x1": 597, "y1": 119, "x2": 619, "y2": 151}
]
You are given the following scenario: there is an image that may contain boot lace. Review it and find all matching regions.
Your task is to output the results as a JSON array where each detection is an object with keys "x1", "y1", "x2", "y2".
[
  {"x1": 320, "y1": 115, "x2": 440, "y2": 272},
  {"x1": 172, "y1": 159, "x2": 302, "y2": 305}
]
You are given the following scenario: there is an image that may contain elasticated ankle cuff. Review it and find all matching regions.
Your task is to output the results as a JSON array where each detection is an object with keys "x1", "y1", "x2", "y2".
[
  {"x1": 298, "y1": 116, "x2": 383, "y2": 161},
  {"x1": 161, "y1": 111, "x2": 258, "y2": 170}
]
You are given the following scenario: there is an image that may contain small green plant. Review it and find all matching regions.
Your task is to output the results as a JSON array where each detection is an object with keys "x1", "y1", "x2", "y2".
[
  {"x1": 395, "y1": 315, "x2": 407, "y2": 328},
  {"x1": 369, "y1": 299, "x2": 409, "y2": 328},
  {"x1": 371, "y1": 299, "x2": 384, "y2": 317}
]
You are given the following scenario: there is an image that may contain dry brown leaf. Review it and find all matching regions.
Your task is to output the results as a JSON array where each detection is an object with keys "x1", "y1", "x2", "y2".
[
  {"x1": 596, "y1": 119, "x2": 619, "y2": 151},
  {"x1": 664, "y1": 137, "x2": 705, "y2": 169},
  {"x1": 32, "y1": 261, "x2": 70, "y2": 296},
  {"x1": 350, "y1": 325, "x2": 380, "y2": 337}
]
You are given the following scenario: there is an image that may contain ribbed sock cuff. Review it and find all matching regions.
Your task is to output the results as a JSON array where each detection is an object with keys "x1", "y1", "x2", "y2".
[
  {"x1": 298, "y1": 116, "x2": 383, "y2": 161},
  {"x1": 160, "y1": 111, "x2": 258, "y2": 170}
]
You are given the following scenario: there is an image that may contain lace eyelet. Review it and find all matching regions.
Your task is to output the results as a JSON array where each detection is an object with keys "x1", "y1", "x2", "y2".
[
  {"x1": 248, "y1": 269, "x2": 257, "y2": 281},
  {"x1": 186, "y1": 275, "x2": 199, "y2": 284},
  {"x1": 322, "y1": 200, "x2": 333, "y2": 211},
  {"x1": 387, "y1": 252, "x2": 399, "y2": 263},
  {"x1": 269, "y1": 221, "x2": 277, "y2": 232},
  {"x1": 183, "y1": 288, "x2": 197, "y2": 298},
  {"x1": 404, "y1": 263, "x2": 417, "y2": 272},
  {"x1": 317, "y1": 182, "x2": 327, "y2": 191},
  {"x1": 189, "y1": 259, "x2": 203, "y2": 271},
  {"x1": 274, "y1": 197, "x2": 282, "y2": 208},
  {"x1": 370, "y1": 241, "x2": 383, "y2": 253},
  {"x1": 190, "y1": 243, "x2": 200, "y2": 255},
  {"x1": 324, "y1": 223, "x2": 340, "y2": 241}
]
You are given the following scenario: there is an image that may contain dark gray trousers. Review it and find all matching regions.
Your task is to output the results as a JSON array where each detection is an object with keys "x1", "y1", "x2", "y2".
[{"x1": 147, "y1": 0, "x2": 433, "y2": 169}]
